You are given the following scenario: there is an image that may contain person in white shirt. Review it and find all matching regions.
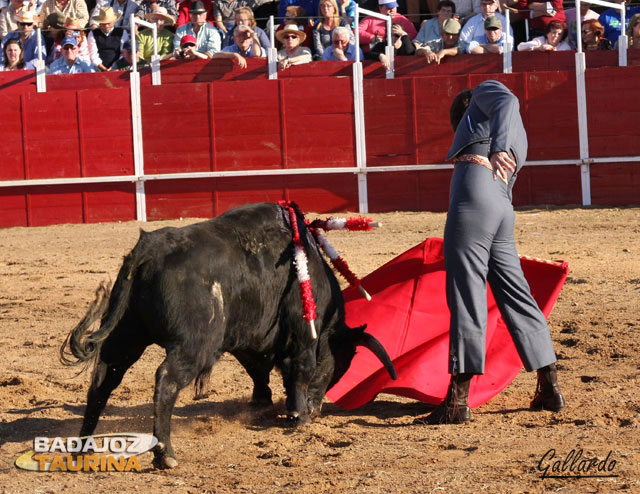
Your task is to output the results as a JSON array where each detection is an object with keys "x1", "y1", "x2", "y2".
[{"x1": 517, "y1": 20, "x2": 571, "y2": 51}]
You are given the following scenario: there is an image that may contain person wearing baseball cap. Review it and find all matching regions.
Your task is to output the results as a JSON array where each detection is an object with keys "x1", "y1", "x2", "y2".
[
  {"x1": 459, "y1": 0, "x2": 512, "y2": 46},
  {"x1": 358, "y1": 0, "x2": 417, "y2": 53},
  {"x1": 173, "y1": 0, "x2": 221, "y2": 58},
  {"x1": 48, "y1": 35, "x2": 97, "y2": 73},
  {"x1": 468, "y1": 14, "x2": 511, "y2": 54},
  {"x1": 416, "y1": 17, "x2": 467, "y2": 64},
  {"x1": 170, "y1": 33, "x2": 208, "y2": 60}
]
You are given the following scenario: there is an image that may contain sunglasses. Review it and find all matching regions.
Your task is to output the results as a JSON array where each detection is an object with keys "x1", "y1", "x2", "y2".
[
  {"x1": 182, "y1": 43, "x2": 196, "y2": 47},
  {"x1": 19, "y1": 22, "x2": 34, "y2": 26},
  {"x1": 63, "y1": 45, "x2": 77, "y2": 50},
  {"x1": 283, "y1": 34, "x2": 298, "y2": 40}
]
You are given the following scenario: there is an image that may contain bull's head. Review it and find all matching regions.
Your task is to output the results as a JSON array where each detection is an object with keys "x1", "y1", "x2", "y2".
[{"x1": 308, "y1": 324, "x2": 396, "y2": 417}]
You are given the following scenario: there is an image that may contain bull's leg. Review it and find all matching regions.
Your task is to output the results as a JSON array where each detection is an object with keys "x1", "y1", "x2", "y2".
[
  {"x1": 279, "y1": 348, "x2": 316, "y2": 424},
  {"x1": 152, "y1": 350, "x2": 200, "y2": 469},
  {"x1": 233, "y1": 350, "x2": 274, "y2": 407},
  {"x1": 79, "y1": 327, "x2": 147, "y2": 437}
]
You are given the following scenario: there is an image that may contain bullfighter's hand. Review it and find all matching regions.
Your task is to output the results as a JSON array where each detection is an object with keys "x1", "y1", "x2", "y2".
[{"x1": 490, "y1": 151, "x2": 516, "y2": 183}]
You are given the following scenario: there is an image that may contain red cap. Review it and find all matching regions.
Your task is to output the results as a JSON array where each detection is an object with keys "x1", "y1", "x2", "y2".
[{"x1": 180, "y1": 34, "x2": 197, "y2": 46}]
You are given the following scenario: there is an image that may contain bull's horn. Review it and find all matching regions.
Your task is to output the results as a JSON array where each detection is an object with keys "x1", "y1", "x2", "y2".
[{"x1": 352, "y1": 332, "x2": 397, "y2": 380}]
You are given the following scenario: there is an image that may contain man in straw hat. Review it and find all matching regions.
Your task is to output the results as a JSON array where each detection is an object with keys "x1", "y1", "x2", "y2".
[
  {"x1": 415, "y1": 17, "x2": 467, "y2": 64},
  {"x1": 0, "y1": 0, "x2": 29, "y2": 38},
  {"x1": 136, "y1": 5, "x2": 175, "y2": 61},
  {"x1": 87, "y1": 6, "x2": 129, "y2": 70},
  {"x1": 276, "y1": 23, "x2": 311, "y2": 69},
  {"x1": 1, "y1": 10, "x2": 45, "y2": 66},
  {"x1": 173, "y1": 0, "x2": 221, "y2": 58},
  {"x1": 89, "y1": 0, "x2": 139, "y2": 30},
  {"x1": 40, "y1": 0, "x2": 89, "y2": 29}
]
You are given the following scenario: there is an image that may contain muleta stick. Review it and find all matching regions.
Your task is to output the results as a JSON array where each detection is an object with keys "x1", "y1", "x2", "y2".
[{"x1": 311, "y1": 229, "x2": 372, "y2": 301}]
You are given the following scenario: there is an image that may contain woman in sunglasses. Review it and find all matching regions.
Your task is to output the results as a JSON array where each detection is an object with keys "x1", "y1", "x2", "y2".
[
  {"x1": 0, "y1": 38, "x2": 35, "y2": 70},
  {"x1": 581, "y1": 19, "x2": 612, "y2": 50},
  {"x1": 276, "y1": 24, "x2": 312, "y2": 69}
]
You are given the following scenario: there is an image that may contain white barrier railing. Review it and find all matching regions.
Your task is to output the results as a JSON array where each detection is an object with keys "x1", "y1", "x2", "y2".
[
  {"x1": 355, "y1": 6, "x2": 394, "y2": 79},
  {"x1": 574, "y1": 0, "x2": 627, "y2": 205}
]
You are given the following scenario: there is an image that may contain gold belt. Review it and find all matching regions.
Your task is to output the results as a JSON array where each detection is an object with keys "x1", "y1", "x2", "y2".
[{"x1": 453, "y1": 154, "x2": 508, "y2": 184}]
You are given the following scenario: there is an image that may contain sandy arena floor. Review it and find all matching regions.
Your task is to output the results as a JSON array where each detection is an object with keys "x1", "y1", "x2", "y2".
[{"x1": 0, "y1": 206, "x2": 638, "y2": 493}]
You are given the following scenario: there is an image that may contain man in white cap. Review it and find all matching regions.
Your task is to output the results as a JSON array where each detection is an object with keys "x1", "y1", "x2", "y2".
[
  {"x1": 48, "y1": 35, "x2": 96, "y2": 73},
  {"x1": 358, "y1": 0, "x2": 417, "y2": 53},
  {"x1": 0, "y1": 10, "x2": 46, "y2": 66},
  {"x1": 415, "y1": 17, "x2": 466, "y2": 64},
  {"x1": 89, "y1": 0, "x2": 139, "y2": 30},
  {"x1": 136, "y1": 5, "x2": 175, "y2": 60},
  {"x1": 173, "y1": 0, "x2": 221, "y2": 58}
]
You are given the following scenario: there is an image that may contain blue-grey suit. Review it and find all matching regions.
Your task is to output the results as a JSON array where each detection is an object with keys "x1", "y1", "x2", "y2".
[{"x1": 443, "y1": 80, "x2": 557, "y2": 375}]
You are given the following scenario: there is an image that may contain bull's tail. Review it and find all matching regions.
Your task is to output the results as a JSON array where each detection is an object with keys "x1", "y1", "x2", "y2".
[{"x1": 60, "y1": 242, "x2": 145, "y2": 369}]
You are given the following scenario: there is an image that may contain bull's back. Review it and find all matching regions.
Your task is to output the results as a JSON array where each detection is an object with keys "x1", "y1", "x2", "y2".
[{"x1": 129, "y1": 203, "x2": 297, "y2": 349}]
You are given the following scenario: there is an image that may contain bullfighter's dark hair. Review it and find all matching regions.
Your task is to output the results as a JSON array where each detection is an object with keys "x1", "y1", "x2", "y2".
[{"x1": 449, "y1": 89, "x2": 474, "y2": 131}]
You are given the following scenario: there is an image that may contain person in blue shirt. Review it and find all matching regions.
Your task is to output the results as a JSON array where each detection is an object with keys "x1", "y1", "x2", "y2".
[
  {"x1": 598, "y1": 0, "x2": 640, "y2": 46},
  {"x1": 48, "y1": 36, "x2": 97, "y2": 74},
  {"x1": 468, "y1": 14, "x2": 510, "y2": 54},
  {"x1": 173, "y1": 1, "x2": 222, "y2": 57},
  {"x1": 321, "y1": 25, "x2": 362, "y2": 60},
  {"x1": 213, "y1": 24, "x2": 265, "y2": 68}
]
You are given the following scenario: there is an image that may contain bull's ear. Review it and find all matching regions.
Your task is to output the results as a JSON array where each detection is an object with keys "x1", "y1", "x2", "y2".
[{"x1": 352, "y1": 331, "x2": 397, "y2": 380}]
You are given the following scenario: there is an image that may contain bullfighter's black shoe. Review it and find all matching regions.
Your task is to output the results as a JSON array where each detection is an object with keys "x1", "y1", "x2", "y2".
[
  {"x1": 530, "y1": 363, "x2": 566, "y2": 412},
  {"x1": 414, "y1": 373, "x2": 473, "y2": 425}
]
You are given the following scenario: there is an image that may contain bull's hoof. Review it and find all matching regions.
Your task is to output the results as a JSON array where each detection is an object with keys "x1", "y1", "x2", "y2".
[
  {"x1": 285, "y1": 411, "x2": 311, "y2": 426},
  {"x1": 153, "y1": 443, "x2": 179, "y2": 469},
  {"x1": 249, "y1": 397, "x2": 273, "y2": 408}
]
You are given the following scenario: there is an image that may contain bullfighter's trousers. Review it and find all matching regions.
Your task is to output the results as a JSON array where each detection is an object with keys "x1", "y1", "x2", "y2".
[{"x1": 443, "y1": 162, "x2": 557, "y2": 374}]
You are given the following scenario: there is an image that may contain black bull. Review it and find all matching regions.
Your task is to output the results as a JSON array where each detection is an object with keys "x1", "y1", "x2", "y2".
[{"x1": 60, "y1": 202, "x2": 396, "y2": 469}]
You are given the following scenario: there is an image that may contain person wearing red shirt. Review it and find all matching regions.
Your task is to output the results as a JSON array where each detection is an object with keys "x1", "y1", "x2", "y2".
[{"x1": 358, "y1": 0, "x2": 417, "y2": 53}]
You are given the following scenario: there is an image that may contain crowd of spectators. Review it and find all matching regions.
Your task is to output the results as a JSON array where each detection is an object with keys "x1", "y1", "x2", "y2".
[{"x1": 0, "y1": 0, "x2": 639, "y2": 73}]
